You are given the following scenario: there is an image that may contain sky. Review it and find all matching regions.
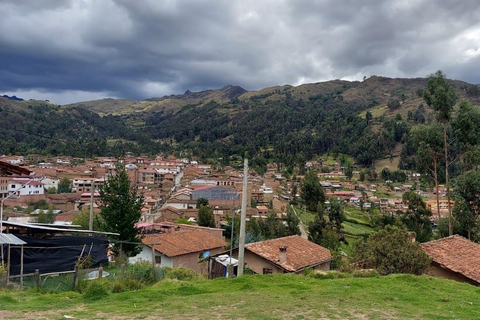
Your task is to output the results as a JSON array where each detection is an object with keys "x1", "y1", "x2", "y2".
[{"x1": 1, "y1": 0, "x2": 480, "y2": 105}]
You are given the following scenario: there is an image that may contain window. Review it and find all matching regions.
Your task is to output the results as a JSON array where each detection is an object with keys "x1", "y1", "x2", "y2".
[
  {"x1": 263, "y1": 268, "x2": 273, "y2": 274},
  {"x1": 155, "y1": 255, "x2": 162, "y2": 265}
]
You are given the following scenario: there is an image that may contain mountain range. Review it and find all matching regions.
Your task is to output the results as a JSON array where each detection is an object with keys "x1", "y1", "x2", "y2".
[{"x1": 2, "y1": 76, "x2": 479, "y2": 172}]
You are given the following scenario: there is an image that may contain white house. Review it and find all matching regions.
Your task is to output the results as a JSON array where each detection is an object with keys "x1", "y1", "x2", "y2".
[
  {"x1": 129, "y1": 230, "x2": 227, "y2": 274},
  {"x1": 41, "y1": 177, "x2": 59, "y2": 191},
  {"x1": 8, "y1": 178, "x2": 44, "y2": 196}
]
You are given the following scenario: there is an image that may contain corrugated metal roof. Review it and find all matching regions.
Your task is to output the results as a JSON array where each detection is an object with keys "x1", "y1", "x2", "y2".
[{"x1": 0, "y1": 233, "x2": 27, "y2": 245}]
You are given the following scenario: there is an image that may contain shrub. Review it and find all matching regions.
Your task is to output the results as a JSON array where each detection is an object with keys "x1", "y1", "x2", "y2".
[
  {"x1": 112, "y1": 278, "x2": 145, "y2": 293},
  {"x1": 0, "y1": 265, "x2": 5, "y2": 285},
  {"x1": 83, "y1": 279, "x2": 111, "y2": 301},
  {"x1": 352, "y1": 269, "x2": 379, "y2": 278},
  {"x1": 309, "y1": 271, "x2": 351, "y2": 280},
  {"x1": 111, "y1": 280, "x2": 125, "y2": 293},
  {"x1": 354, "y1": 225, "x2": 431, "y2": 275},
  {"x1": 164, "y1": 267, "x2": 197, "y2": 281},
  {"x1": 125, "y1": 260, "x2": 156, "y2": 283}
]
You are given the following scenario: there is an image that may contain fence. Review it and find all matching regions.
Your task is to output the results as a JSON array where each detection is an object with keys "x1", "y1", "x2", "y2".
[
  {"x1": 5, "y1": 266, "x2": 102, "y2": 292},
  {"x1": 4, "y1": 262, "x2": 167, "y2": 292}
]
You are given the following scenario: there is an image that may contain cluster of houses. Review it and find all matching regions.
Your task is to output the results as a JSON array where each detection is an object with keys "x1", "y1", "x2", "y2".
[{"x1": 2, "y1": 155, "x2": 480, "y2": 287}]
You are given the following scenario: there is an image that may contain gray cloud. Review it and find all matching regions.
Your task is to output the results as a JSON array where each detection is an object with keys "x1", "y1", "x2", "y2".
[{"x1": 1, "y1": 0, "x2": 479, "y2": 104}]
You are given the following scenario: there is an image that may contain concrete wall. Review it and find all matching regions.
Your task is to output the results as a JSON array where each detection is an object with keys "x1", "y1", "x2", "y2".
[
  {"x1": 129, "y1": 246, "x2": 173, "y2": 268},
  {"x1": 243, "y1": 250, "x2": 284, "y2": 274},
  {"x1": 160, "y1": 209, "x2": 182, "y2": 222},
  {"x1": 235, "y1": 250, "x2": 330, "y2": 274},
  {"x1": 130, "y1": 245, "x2": 224, "y2": 274},
  {"x1": 172, "y1": 247, "x2": 225, "y2": 274},
  {"x1": 426, "y1": 262, "x2": 478, "y2": 286}
]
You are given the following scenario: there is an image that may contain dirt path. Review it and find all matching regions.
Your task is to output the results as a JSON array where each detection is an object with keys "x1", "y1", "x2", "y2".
[{"x1": 290, "y1": 204, "x2": 308, "y2": 239}]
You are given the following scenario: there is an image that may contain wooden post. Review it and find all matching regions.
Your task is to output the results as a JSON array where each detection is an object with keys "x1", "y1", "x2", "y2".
[
  {"x1": 227, "y1": 264, "x2": 234, "y2": 278},
  {"x1": 6, "y1": 244, "x2": 10, "y2": 284},
  {"x1": 20, "y1": 246, "x2": 24, "y2": 289},
  {"x1": 73, "y1": 265, "x2": 79, "y2": 291},
  {"x1": 98, "y1": 265, "x2": 103, "y2": 279},
  {"x1": 151, "y1": 246, "x2": 157, "y2": 282},
  {"x1": 121, "y1": 263, "x2": 126, "y2": 277},
  {"x1": 34, "y1": 269, "x2": 40, "y2": 290}
]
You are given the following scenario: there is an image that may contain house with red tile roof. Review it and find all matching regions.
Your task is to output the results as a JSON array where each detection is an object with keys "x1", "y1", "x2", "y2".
[
  {"x1": 421, "y1": 235, "x2": 480, "y2": 286},
  {"x1": 229, "y1": 235, "x2": 331, "y2": 274},
  {"x1": 130, "y1": 229, "x2": 227, "y2": 274}
]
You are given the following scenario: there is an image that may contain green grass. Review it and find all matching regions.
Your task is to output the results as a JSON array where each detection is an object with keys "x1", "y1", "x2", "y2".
[
  {"x1": 299, "y1": 208, "x2": 316, "y2": 225},
  {"x1": 374, "y1": 191, "x2": 396, "y2": 199},
  {"x1": 319, "y1": 153, "x2": 355, "y2": 166},
  {"x1": 342, "y1": 221, "x2": 375, "y2": 236},
  {"x1": 1, "y1": 274, "x2": 480, "y2": 319},
  {"x1": 344, "y1": 208, "x2": 373, "y2": 225}
]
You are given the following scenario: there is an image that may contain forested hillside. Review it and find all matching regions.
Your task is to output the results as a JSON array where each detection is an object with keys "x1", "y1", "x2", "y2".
[
  {"x1": 0, "y1": 100, "x2": 165, "y2": 157},
  {"x1": 2, "y1": 75, "x2": 480, "y2": 174}
]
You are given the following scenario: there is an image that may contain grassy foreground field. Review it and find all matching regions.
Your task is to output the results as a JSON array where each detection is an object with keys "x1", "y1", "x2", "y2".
[{"x1": 1, "y1": 274, "x2": 480, "y2": 319}]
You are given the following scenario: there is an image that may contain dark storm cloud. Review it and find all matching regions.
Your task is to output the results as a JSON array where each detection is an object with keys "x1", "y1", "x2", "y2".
[{"x1": 0, "y1": 0, "x2": 479, "y2": 104}]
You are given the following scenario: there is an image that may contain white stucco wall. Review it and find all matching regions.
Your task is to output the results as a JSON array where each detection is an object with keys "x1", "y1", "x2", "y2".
[{"x1": 129, "y1": 245, "x2": 173, "y2": 268}]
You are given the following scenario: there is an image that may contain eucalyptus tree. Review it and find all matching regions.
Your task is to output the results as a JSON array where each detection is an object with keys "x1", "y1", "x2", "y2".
[
  {"x1": 452, "y1": 100, "x2": 480, "y2": 170},
  {"x1": 453, "y1": 169, "x2": 480, "y2": 241},
  {"x1": 412, "y1": 124, "x2": 444, "y2": 219},
  {"x1": 423, "y1": 71, "x2": 458, "y2": 235}
]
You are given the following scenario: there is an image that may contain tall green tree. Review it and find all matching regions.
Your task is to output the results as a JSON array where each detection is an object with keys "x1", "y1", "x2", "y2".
[
  {"x1": 308, "y1": 205, "x2": 327, "y2": 246},
  {"x1": 401, "y1": 191, "x2": 432, "y2": 243},
  {"x1": 412, "y1": 124, "x2": 444, "y2": 219},
  {"x1": 452, "y1": 100, "x2": 480, "y2": 170},
  {"x1": 301, "y1": 170, "x2": 325, "y2": 211},
  {"x1": 99, "y1": 163, "x2": 144, "y2": 257},
  {"x1": 327, "y1": 200, "x2": 344, "y2": 235},
  {"x1": 57, "y1": 177, "x2": 72, "y2": 193},
  {"x1": 198, "y1": 205, "x2": 215, "y2": 228},
  {"x1": 424, "y1": 70, "x2": 458, "y2": 236},
  {"x1": 452, "y1": 169, "x2": 480, "y2": 240},
  {"x1": 73, "y1": 208, "x2": 104, "y2": 231},
  {"x1": 30, "y1": 210, "x2": 56, "y2": 224},
  {"x1": 196, "y1": 197, "x2": 209, "y2": 209},
  {"x1": 285, "y1": 206, "x2": 301, "y2": 236}
]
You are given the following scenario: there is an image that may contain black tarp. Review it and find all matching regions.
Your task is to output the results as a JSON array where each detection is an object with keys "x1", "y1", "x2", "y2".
[{"x1": 8, "y1": 235, "x2": 109, "y2": 275}]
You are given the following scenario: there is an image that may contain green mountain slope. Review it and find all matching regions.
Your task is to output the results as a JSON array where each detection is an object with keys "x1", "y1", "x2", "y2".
[
  {"x1": 0, "y1": 98, "x2": 165, "y2": 157},
  {"x1": 2, "y1": 77, "x2": 480, "y2": 169}
]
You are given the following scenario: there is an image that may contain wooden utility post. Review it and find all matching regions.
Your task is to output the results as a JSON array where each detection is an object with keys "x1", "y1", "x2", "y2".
[
  {"x1": 35, "y1": 269, "x2": 41, "y2": 290},
  {"x1": 89, "y1": 182, "x2": 95, "y2": 232},
  {"x1": 149, "y1": 243, "x2": 160, "y2": 281}
]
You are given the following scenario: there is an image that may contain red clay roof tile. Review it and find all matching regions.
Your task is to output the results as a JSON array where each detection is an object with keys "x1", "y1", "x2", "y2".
[
  {"x1": 142, "y1": 230, "x2": 227, "y2": 257},
  {"x1": 245, "y1": 235, "x2": 332, "y2": 272},
  {"x1": 421, "y1": 235, "x2": 480, "y2": 284}
]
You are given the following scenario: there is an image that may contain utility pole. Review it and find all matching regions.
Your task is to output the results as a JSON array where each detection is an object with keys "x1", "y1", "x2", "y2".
[
  {"x1": 89, "y1": 180, "x2": 94, "y2": 231},
  {"x1": 237, "y1": 158, "x2": 248, "y2": 276}
]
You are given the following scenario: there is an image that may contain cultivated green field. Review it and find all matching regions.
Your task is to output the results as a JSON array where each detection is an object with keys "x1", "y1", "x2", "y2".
[{"x1": 1, "y1": 274, "x2": 479, "y2": 319}]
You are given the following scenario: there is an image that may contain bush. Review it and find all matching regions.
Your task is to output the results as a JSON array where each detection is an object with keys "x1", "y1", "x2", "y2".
[
  {"x1": 0, "y1": 265, "x2": 5, "y2": 285},
  {"x1": 308, "y1": 271, "x2": 351, "y2": 280},
  {"x1": 112, "y1": 278, "x2": 145, "y2": 293},
  {"x1": 125, "y1": 260, "x2": 156, "y2": 283},
  {"x1": 164, "y1": 267, "x2": 198, "y2": 281},
  {"x1": 354, "y1": 225, "x2": 431, "y2": 275},
  {"x1": 83, "y1": 279, "x2": 111, "y2": 301},
  {"x1": 352, "y1": 269, "x2": 379, "y2": 278}
]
